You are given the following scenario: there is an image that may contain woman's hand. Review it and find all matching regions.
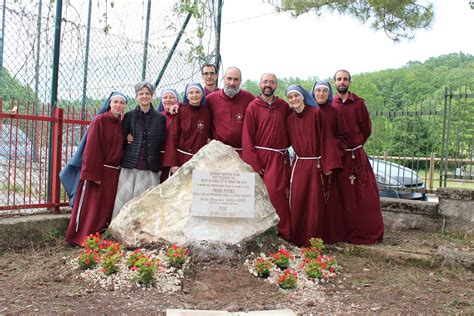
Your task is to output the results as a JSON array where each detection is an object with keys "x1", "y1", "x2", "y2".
[
  {"x1": 127, "y1": 133, "x2": 134, "y2": 144},
  {"x1": 169, "y1": 104, "x2": 179, "y2": 115}
]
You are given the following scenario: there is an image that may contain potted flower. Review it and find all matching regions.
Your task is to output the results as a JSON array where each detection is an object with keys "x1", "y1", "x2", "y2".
[
  {"x1": 78, "y1": 249, "x2": 101, "y2": 270},
  {"x1": 101, "y1": 252, "x2": 122, "y2": 275},
  {"x1": 254, "y1": 257, "x2": 273, "y2": 278},
  {"x1": 81, "y1": 232, "x2": 101, "y2": 252},
  {"x1": 99, "y1": 240, "x2": 123, "y2": 275},
  {"x1": 271, "y1": 248, "x2": 294, "y2": 270},
  {"x1": 165, "y1": 244, "x2": 189, "y2": 267},
  {"x1": 126, "y1": 249, "x2": 146, "y2": 268},
  {"x1": 304, "y1": 258, "x2": 325, "y2": 279},
  {"x1": 304, "y1": 255, "x2": 339, "y2": 280},
  {"x1": 301, "y1": 237, "x2": 325, "y2": 260},
  {"x1": 319, "y1": 255, "x2": 339, "y2": 274},
  {"x1": 277, "y1": 269, "x2": 298, "y2": 289},
  {"x1": 128, "y1": 254, "x2": 160, "y2": 285}
]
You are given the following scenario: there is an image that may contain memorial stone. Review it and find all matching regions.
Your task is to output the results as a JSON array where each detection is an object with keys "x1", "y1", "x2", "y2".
[{"x1": 109, "y1": 140, "x2": 279, "y2": 248}]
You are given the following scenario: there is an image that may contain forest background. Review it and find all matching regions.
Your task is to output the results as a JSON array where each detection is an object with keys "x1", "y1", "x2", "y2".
[
  {"x1": 2, "y1": 51, "x2": 473, "y2": 172},
  {"x1": 241, "y1": 52, "x2": 474, "y2": 160}
]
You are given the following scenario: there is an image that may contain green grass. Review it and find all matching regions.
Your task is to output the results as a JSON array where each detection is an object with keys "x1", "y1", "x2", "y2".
[{"x1": 416, "y1": 169, "x2": 474, "y2": 191}]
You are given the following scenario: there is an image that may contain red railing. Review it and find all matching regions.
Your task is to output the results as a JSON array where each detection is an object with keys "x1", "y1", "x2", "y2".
[{"x1": 0, "y1": 98, "x2": 95, "y2": 213}]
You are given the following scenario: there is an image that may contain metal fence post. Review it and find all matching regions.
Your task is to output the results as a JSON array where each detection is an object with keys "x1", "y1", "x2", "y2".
[
  {"x1": 81, "y1": 0, "x2": 92, "y2": 120},
  {"x1": 47, "y1": 0, "x2": 63, "y2": 206},
  {"x1": 50, "y1": 107, "x2": 64, "y2": 212},
  {"x1": 0, "y1": 0, "x2": 7, "y2": 97},
  {"x1": 215, "y1": 0, "x2": 223, "y2": 71},
  {"x1": 440, "y1": 87, "x2": 449, "y2": 188},
  {"x1": 32, "y1": 0, "x2": 43, "y2": 163},
  {"x1": 141, "y1": 0, "x2": 151, "y2": 81},
  {"x1": 429, "y1": 152, "x2": 435, "y2": 191},
  {"x1": 154, "y1": 12, "x2": 192, "y2": 88}
]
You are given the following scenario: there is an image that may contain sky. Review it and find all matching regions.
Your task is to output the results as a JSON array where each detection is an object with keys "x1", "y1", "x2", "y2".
[{"x1": 218, "y1": 0, "x2": 474, "y2": 82}]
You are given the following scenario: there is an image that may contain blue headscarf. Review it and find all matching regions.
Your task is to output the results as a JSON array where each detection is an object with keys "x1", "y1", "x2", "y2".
[
  {"x1": 183, "y1": 82, "x2": 206, "y2": 106},
  {"x1": 286, "y1": 84, "x2": 317, "y2": 107},
  {"x1": 157, "y1": 88, "x2": 179, "y2": 112},
  {"x1": 60, "y1": 91, "x2": 127, "y2": 206},
  {"x1": 311, "y1": 80, "x2": 333, "y2": 104}
]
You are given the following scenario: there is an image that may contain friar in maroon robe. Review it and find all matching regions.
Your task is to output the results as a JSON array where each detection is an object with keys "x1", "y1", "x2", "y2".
[
  {"x1": 242, "y1": 73, "x2": 292, "y2": 240},
  {"x1": 311, "y1": 80, "x2": 347, "y2": 244},
  {"x1": 286, "y1": 84, "x2": 343, "y2": 247},
  {"x1": 163, "y1": 83, "x2": 211, "y2": 170},
  {"x1": 206, "y1": 67, "x2": 255, "y2": 154},
  {"x1": 65, "y1": 92, "x2": 126, "y2": 246},
  {"x1": 332, "y1": 70, "x2": 384, "y2": 244},
  {"x1": 201, "y1": 63, "x2": 221, "y2": 95}
]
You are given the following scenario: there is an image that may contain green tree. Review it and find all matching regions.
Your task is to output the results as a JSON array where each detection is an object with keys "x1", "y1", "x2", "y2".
[
  {"x1": 267, "y1": 0, "x2": 433, "y2": 41},
  {"x1": 1, "y1": 68, "x2": 35, "y2": 102}
]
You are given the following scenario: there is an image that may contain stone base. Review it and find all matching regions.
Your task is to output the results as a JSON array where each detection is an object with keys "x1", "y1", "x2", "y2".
[
  {"x1": 381, "y1": 197, "x2": 441, "y2": 232},
  {"x1": 0, "y1": 214, "x2": 70, "y2": 250}
]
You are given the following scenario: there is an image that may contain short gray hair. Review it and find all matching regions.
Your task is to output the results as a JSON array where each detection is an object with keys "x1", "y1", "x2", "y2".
[{"x1": 134, "y1": 81, "x2": 155, "y2": 96}]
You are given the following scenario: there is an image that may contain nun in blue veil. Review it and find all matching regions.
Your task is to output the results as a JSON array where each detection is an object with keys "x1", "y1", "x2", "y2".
[
  {"x1": 286, "y1": 83, "x2": 344, "y2": 246},
  {"x1": 60, "y1": 92, "x2": 121, "y2": 206},
  {"x1": 64, "y1": 91, "x2": 127, "y2": 245}
]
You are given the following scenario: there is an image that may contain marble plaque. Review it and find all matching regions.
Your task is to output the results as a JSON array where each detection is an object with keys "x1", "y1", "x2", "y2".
[{"x1": 191, "y1": 170, "x2": 255, "y2": 218}]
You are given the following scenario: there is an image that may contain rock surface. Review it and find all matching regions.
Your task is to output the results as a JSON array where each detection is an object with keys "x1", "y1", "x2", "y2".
[{"x1": 109, "y1": 140, "x2": 279, "y2": 248}]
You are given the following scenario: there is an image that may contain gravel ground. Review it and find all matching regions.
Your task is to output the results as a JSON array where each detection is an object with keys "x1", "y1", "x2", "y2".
[{"x1": 1, "y1": 230, "x2": 473, "y2": 314}]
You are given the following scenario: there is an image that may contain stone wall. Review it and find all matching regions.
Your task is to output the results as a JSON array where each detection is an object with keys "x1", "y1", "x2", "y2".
[
  {"x1": 1, "y1": 189, "x2": 473, "y2": 249},
  {"x1": 381, "y1": 197, "x2": 441, "y2": 232},
  {"x1": 0, "y1": 214, "x2": 70, "y2": 250},
  {"x1": 437, "y1": 188, "x2": 474, "y2": 234},
  {"x1": 381, "y1": 189, "x2": 474, "y2": 235}
]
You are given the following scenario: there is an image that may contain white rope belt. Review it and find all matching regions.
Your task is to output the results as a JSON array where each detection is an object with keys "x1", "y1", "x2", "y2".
[
  {"x1": 233, "y1": 147, "x2": 242, "y2": 151},
  {"x1": 345, "y1": 145, "x2": 363, "y2": 152},
  {"x1": 75, "y1": 180, "x2": 87, "y2": 232},
  {"x1": 289, "y1": 154, "x2": 321, "y2": 208},
  {"x1": 177, "y1": 148, "x2": 194, "y2": 156},
  {"x1": 290, "y1": 155, "x2": 321, "y2": 184},
  {"x1": 345, "y1": 145, "x2": 363, "y2": 159},
  {"x1": 104, "y1": 164, "x2": 120, "y2": 170},
  {"x1": 254, "y1": 145, "x2": 289, "y2": 154},
  {"x1": 160, "y1": 150, "x2": 165, "y2": 154}
]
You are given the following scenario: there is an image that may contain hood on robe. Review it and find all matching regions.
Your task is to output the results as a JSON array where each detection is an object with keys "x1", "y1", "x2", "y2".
[{"x1": 60, "y1": 91, "x2": 127, "y2": 206}]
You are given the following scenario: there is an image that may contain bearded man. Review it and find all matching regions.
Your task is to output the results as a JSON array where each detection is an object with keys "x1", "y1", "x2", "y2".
[
  {"x1": 241, "y1": 73, "x2": 292, "y2": 240},
  {"x1": 332, "y1": 69, "x2": 384, "y2": 245},
  {"x1": 206, "y1": 67, "x2": 255, "y2": 154}
]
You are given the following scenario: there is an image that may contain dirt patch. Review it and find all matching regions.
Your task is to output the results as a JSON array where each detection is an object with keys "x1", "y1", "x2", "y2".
[{"x1": 1, "y1": 230, "x2": 473, "y2": 314}]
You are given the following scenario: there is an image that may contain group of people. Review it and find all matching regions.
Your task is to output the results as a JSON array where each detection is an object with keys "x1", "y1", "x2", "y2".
[{"x1": 62, "y1": 63, "x2": 384, "y2": 247}]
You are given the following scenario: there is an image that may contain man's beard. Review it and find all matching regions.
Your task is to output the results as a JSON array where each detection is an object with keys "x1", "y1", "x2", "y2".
[
  {"x1": 336, "y1": 85, "x2": 348, "y2": 94},
  {"x1": 261, "y1": 86, "x2": 274, "y2": 97},
  {"x1": 224, "y1": 86, "x2": 240, "y2": 98}
]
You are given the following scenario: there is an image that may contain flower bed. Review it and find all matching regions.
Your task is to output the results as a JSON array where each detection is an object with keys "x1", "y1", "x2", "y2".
[
  {"x1": 69, "y1": 233, "x2": 340, "y2": 293},
  {"x1": 245, "y1": 238, "x2": 340, "y2": 290},
  {"x1": 69, "y1": 233, "x2": 190, "y2": 292}
]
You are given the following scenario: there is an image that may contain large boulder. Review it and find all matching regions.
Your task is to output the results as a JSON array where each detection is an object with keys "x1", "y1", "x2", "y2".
[{"x1": 109, "y1": 140, "x2": 279, "y2": 248}]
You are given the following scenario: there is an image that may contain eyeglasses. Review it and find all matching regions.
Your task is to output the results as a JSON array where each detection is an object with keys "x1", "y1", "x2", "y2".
[{"x1": 202, "y1": 72, "x2": 216, "y2": 76}]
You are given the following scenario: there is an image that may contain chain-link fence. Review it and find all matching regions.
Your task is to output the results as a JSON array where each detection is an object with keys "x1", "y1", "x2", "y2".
[
  {"x1": 0, "y1": 0, "x2": 221, "y2": 212},
  {"x1": 0, "y1": 0, "x2": 220, "y2": 109}
]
